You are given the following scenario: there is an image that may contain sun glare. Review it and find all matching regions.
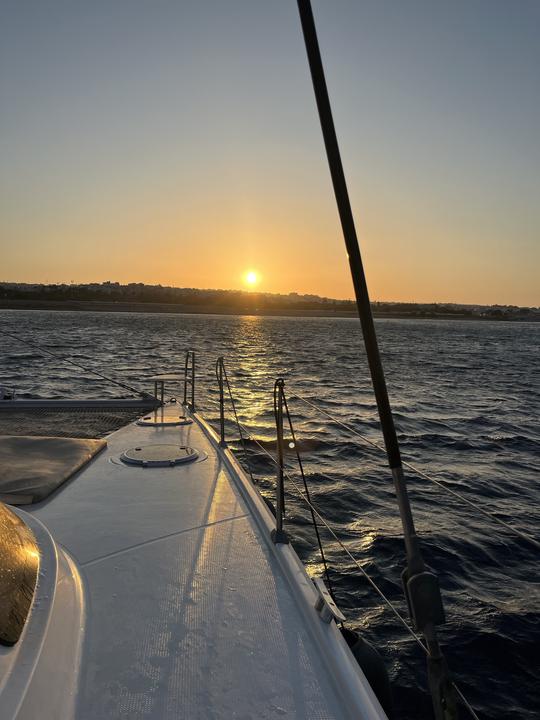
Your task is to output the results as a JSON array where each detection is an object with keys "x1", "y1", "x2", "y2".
[{"x1": 244, "y1": 270, "x2": 258, "y2": 287}]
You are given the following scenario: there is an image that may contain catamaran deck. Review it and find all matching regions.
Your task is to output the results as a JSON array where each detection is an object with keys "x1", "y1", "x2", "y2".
[{"x1": 24, "y1": 404, "x2": 385, "y2": 720}]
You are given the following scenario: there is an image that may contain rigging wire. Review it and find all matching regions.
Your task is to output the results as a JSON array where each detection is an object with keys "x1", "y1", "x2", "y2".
[
  {"x1": 292, "y1": 394, "x2": 540, "y2": 552},
  {"x1": 1, "y1": 329, "x2": 148, "y2": 398}
]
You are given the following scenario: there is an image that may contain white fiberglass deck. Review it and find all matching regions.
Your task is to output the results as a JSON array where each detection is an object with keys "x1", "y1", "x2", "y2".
[{"x1": 27, "y1": 405, "x2": 385, "y2": 720}]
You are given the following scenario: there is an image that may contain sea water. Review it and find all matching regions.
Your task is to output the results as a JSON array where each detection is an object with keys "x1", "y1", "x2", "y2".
[{"x1": 1, "y1": 309, "x2": 538, "y2": 719}]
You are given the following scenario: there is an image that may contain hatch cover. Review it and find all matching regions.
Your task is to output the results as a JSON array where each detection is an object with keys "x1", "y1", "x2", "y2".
[
  {"x1": 136, "y1": 414, "x2": 193, "y2": 427},
  {"x1": 120, "y1": 444, "x2": 199, "y2": 467}
]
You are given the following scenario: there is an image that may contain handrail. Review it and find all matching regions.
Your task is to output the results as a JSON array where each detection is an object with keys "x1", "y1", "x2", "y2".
[
  {"x1": 215, "y1": 358, "x2": 226, "y2": 446},
  {"x1": 212, "y1": 358, "x2": 255, "y2": 483},
  {"x1": 183, "y1": 350, "x2": 196, "y2": 411},
  {"x1": 274, "y1": 379, "x2": 338, "y2": 601},
  {"x1": 271, "y1": 379, "x2": 289, "y2": 544}
]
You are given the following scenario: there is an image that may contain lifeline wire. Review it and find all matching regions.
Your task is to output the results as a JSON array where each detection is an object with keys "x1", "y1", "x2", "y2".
[
  {"x1": 285, "y1": 472, "x2": 481, "y2": 720},
  {"x1": 227, "y1": 414, "x2": 480, "y2": 720},
  {"x1": 221, "y1": 362, "x2": 255, "y2": 484},
  {"x1": 2, "y1": 329, "x2": 147, "y2": 398},
  {"x1": 292, "y1": 394, "x2": 540, "y2": 552},
  {"x1": 281, "y1": 390, "x2": 337, "y2": 602},
  {"x1": 199, "y1": 371, "x2": 483, "y2": 718},
  {"x1": 200, "y1": 363, "x2": 539, "y2": 550},
  {"x1": 235, "y1": 422, "x2": 426, "y2": 650}
]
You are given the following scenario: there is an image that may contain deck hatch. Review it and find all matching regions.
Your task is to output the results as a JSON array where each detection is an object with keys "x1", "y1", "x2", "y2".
[
  {"x1": 120, "y1": 444, "x2": 199, "y2": 467},
  {"x1": 136, "y1": 414, "x2": 193, "y2": 427}
]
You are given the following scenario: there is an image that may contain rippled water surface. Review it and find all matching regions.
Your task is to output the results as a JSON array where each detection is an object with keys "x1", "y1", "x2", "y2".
[{"x1": 1, "y1": 310, "x2": 539, "y2": 719}]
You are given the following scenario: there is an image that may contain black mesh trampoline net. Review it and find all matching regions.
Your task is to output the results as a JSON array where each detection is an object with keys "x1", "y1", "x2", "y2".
[{"x1": 0, "y1": 407, "x2": 142, "y2": 439}]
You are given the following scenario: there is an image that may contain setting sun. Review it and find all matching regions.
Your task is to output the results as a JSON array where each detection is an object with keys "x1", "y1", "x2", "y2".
[{"x1": 244, "y1": 270, "x2": 259, "y2": 287}]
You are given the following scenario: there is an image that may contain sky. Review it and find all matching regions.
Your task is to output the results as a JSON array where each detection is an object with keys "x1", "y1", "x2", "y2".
[{"x1": 1, "y1": 0, "x2": 539, "y2": 305}]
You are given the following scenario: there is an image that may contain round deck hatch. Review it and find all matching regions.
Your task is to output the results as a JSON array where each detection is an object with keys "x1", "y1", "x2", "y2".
[
  {"x1": 120, "y1": 444, "x2": 199, "y2": 467},
  {"x1": 136, "y1": 414, "x2": 193, "y2": 427}
]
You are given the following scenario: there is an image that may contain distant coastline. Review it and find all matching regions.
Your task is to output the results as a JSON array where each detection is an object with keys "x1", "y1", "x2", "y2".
[
  {"x1": 1, "y1": 282, "x2": 538, "y2": 321},
  {"x1": 1, "y1": 298, "x2": 538, "y2": 321}
]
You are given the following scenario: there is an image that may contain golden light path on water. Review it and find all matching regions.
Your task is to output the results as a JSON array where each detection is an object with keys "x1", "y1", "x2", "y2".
[{"x1": 223, "y1": 315, "x2": 276, "y2": 437}]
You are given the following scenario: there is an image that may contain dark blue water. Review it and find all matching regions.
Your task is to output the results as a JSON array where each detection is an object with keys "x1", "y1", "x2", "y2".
[{"x1": 1, "y1": 310, "x2": 539, "y2": 719}]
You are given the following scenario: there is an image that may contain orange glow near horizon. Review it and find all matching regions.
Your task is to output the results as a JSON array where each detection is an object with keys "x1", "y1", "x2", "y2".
[{"x1": 1, "y1": 3, "x2": 538, "y2": 307}]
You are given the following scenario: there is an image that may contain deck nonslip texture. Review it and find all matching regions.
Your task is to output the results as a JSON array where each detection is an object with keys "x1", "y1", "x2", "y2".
[{"x1": 78, "y1": 516, "x2": 341, "y2": 719}]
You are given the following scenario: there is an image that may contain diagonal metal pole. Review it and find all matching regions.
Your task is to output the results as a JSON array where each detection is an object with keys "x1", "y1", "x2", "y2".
[{"x1": 296, "y1": 2, "x2": 458, "y2": 718}]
